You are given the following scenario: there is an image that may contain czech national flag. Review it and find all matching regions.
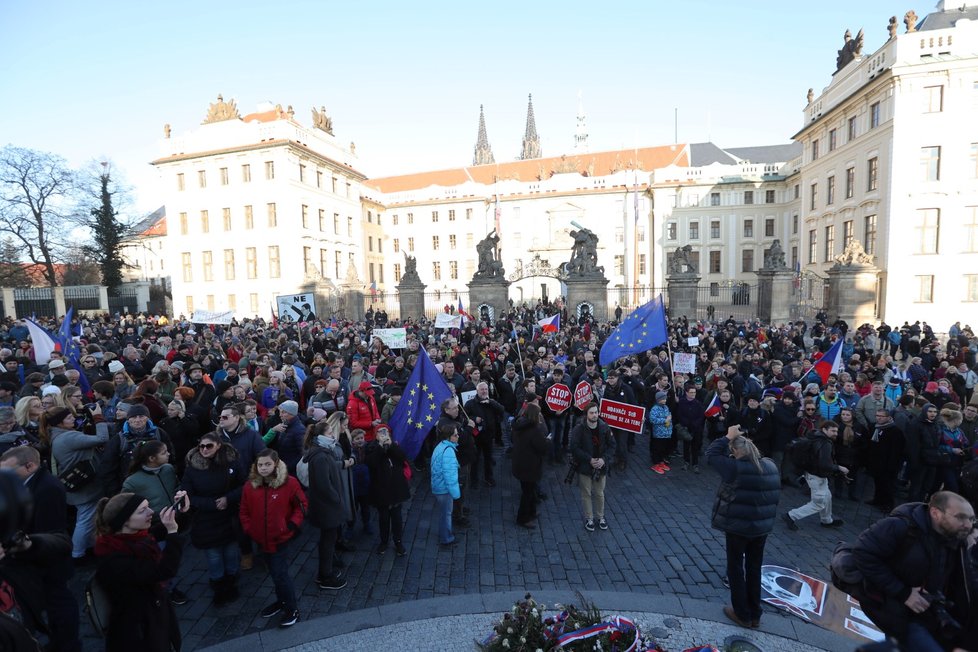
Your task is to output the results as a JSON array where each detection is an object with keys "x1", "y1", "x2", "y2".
[
  {"x1": 704, "y1": 393, "x2": 722, "y2": 418},
  {"x1": 813, "y1": 337, "x2": 844, "y2": 385},
  {"x1": 537, "y1": 313, "x2": 560, "y2": 333}
]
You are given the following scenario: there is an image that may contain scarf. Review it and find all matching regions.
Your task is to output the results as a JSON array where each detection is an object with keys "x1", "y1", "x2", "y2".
[
  {"x1": 317, "y1": 434, "x2": 337, "y2": 451},
  {"x1": 94, "y1": 530, "x2": 162, "y2": 564}
]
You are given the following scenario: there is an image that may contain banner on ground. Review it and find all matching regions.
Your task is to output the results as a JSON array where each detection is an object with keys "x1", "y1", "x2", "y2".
[
  {"x1": 598, "y1": 398, "x2": 646, "y2": 434},
  {"x1": 276, "y1": 293, "x2": 317, "y2": 323},
  {"x1": 434, "y1": 313, "x2": 462, "y2": 329},
  {"x1": 190, "y1": 310, "x2": 234, "y2": 325},
  {"x1": 372, "y1": 327, "x2": 407, "y2": 349},
  {"x1": 672, "y1": 352, "x2": 697, "y2": 374}
]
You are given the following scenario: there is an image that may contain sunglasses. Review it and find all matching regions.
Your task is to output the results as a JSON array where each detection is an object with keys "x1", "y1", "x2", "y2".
[{"x1": 198, "y1": 443, "x2": 217, "y2": 450}]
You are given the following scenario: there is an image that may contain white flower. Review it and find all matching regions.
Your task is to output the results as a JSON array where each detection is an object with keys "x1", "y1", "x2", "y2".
[
  {"x1": 507, "y1": 627, "x2": 514, "y2": 634},
  {"x1": 531, "y1": 609, "x2": 539, "y2": 617},
  {"x1": 520, "y1": 638, "x2": 526, "y2": 643},
  {"x1": 502, "y1": 640, "x2": 510, "y2": 649}
]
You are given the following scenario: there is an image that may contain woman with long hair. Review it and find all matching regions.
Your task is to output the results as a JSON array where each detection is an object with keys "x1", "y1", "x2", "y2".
[
  {"x1": 60, "y1": 385, "x2": 96, "y2": 435},
  {"x1": 44, "y1": 405, "x2": 110, "y2": 560},
  {"x1": 301, "y1": 418, "x2": 349, "y2": 590},
  {"x1": 179, "y1": 432, "x2": 244, "y2": 606},
  {"x1": 832, "y1": 407, "x2": 868, "y2": 500},
  {"x1": 706, "y1": 425, "x2": 781, "y2": 630},
  {"x1": 510, "y1": 402, "x2": 548, "y2": 528},
  {"x1": 131, "y1": 378, "x2": 166, "y2": 423},
  {"x1": 93, "y1": 492, "x2": 185, "y2": 652},
  {"x1": 13, "y1": 395, "x2": 44, "y2": 461}
]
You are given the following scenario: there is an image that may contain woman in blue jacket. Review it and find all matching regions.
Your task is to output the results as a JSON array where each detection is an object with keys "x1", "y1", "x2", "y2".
[{"x1": 429, "y1": 422, "x2": 460, "y2": 548}]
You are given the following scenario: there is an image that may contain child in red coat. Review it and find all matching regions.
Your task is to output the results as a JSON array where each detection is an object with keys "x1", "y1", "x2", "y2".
[{"x1": 239, "y1": 449, "x2": 307, "y2": 628}]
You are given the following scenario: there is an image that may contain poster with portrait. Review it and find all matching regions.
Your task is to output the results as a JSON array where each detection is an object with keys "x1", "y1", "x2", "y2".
[{"x1": 276, "y1": 293, "x2": 317, "y2": 323}]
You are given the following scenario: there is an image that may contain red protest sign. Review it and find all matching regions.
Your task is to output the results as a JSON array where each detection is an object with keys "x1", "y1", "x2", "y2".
[
  {"x1": 545, "y1": 383, "x2": 571, "y2": 415},
  {"x1": 599, "y1": 398, "x2": 647, "y2": 434},
  {"x1": 573, "y1": 380, "x2": 594, "y2": 411}
]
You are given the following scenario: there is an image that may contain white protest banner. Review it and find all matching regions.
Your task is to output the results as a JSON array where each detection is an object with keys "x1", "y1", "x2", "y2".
[
  {"x1": 190, "y1": 310, "x2": 234, "y2": 325},
  {"x1": 372, "y1": 327, "x2": 407, "y2": 349},
  {"x1": 460, "y1": 390, "x2": 477, "y2": 406},
  {"x1": 688, "y1": 336, "x2": 700, "y2": 347},
  {"x1": 276, "y1": 293, "x2": 318, "y2": 323},
  {"x1": 434, "y1": 313, "x2": 462, "y2": 329},
  {"x1": 672, "y1": 352, "x2": 697, "y2": 374}
]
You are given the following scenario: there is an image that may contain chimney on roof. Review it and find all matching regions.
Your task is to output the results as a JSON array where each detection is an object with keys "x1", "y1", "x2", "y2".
[
  {"x1": 473, "y1": 105, "x2": 495, "y2": 166},
  {"x1": 520, "y1": 94, "x2": 542, "y2": 160}
]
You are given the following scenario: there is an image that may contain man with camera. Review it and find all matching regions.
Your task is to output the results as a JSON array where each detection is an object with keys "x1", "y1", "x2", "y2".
[
  {"x1": 851, "y1": 491, "x2": 978, "y2": 651},
  {"x1": 569, "y1": 403, "x2": 615, "y2": 532}
]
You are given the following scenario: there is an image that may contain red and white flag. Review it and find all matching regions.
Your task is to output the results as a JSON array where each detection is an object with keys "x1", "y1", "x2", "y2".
[
  {"x1": 537, "y1": 314, "x2": 560, "y2": 333},
  {"x1": 704, "y1": 393, "x2": 722, "y2": 418},
  {"x1": 813, "y1": 337, "x2": 844, "y2": 385}
]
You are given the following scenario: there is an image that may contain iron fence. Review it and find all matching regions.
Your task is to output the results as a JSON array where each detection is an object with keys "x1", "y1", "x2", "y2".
[
  {"x1": 108, "y1": 285, "x2": 139, "y2": 315},
  {"x1": 64, "y1": 285, "x2": 101, "y2": 312},
  {"x1": 791, "y1": 273, "x2": 828, "y2": 324},
  {"x1": 696, "y1": 283, "x2": 757, "y2": 323},
  {"x1": 13, "y1": 287, "x2": 55, "y2": 318}
]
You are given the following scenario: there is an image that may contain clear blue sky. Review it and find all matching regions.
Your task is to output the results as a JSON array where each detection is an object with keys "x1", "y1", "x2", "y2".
[{"x1": 0, "y1": 0, "x2": 904, "y2": 215}]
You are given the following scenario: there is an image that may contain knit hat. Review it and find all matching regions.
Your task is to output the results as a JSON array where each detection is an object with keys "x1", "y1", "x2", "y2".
[
  {"x1": 655, "y1": 391, "x2": 668, "y2": 402},
  {"x1": 126, "y1": 404, "x2": 151, "y2": 418},
  {"x1": 215, "y1": 380, "x2": 234, "y2": 396},
  {"x1": 279, "y1": 400, "x2": 299, "y2": 416},
  {"x1": 358, "y1": 380, "x2": 373, "y2": 392},
  {"x1": 107, "y1": 360, "x2": 125, "y2": 374},
  {"x1": 924, "y1": 381, "x2": 939, "y2": 393},
  {"x1": 41, "y1": 385, "x2": 61, "y2": 397}
]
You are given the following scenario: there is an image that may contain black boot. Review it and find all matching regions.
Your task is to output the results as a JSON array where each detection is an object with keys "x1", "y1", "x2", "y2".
[
  {"x1": 223, "y1": 574, "x2": 240, "y2": 603},
  {"x1": 211, "y1": 579, "x2": 230, "y2": 607}
]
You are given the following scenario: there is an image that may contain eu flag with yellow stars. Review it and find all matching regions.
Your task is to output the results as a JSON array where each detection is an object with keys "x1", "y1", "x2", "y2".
[
  {"x1": 389, "y1": 346, "x2": 453, "y2": 460},
  {"x1": 599, "y1": 294, "x2": 668, "y2": 366}
]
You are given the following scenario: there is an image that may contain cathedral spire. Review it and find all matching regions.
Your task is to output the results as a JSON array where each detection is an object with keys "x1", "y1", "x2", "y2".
[
  {"x1": 520, "y1": 93, "x2": 542, "y2": 160},
  {"x1": 574, "y1": 90, "x2": 589, "y2": 152},
  {"x1": 472, "y1": 104, "x2": 495, "y2": 166}
]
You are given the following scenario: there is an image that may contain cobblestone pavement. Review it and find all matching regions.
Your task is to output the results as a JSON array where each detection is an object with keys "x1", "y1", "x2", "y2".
[{"x1": 72, "y1": 441, "x2": 883, "y2": 650}]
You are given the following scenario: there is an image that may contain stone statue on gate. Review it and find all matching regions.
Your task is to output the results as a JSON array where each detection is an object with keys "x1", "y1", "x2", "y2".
[
  {"x1": 834, "y1": 240, "x2": 875, "y2": 267},
  {"x1": 474, "y1": 230, "x2": 505, "y2": 279},
  {"x1": 400, "y1": 252, "x2": 422, "y2": 284},
  {"x1": 835, "y1": 28, "x2": 864, "y2": 71},
  {"x1": 763, "y1": 239, "x2": 788, "y2": 270},
  {"x1": 564, "y1": 227, "x2": 603, "y2": 276},
  {"x1": 668, "y1": 245, "x2": 697, "y2": 275}
]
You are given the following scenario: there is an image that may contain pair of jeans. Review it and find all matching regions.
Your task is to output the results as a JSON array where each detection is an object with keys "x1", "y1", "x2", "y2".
[
  {"x1": 204, "y1": 541, "x2": 241, "y2": 581},
  {"x1": 376, "y1": 503, "x2": 404, "y2": 545},
  {"x1": 71, "y1": 499, "x2": 99, "y2": 558},
  {"x1": 434, "y1": 492, "x2": 454, "y2": 544},
  {"x1": 789, "y1": 473, "x2": 833, "y2": 523},
  {"x1": 262, "y1": 539, "x2": 297, "y2": 612},
  {"x1": 547, "y1": 413, "x2": 569, "y2": 459},
  {"x1": 725, "y1": 532, "x2": 767, "y2": 622},
  {"x1": 317, "y1": 526, "x2": 338, "y2": 580},
  {"x1": 517, "y1": 480, "x2": 537, "y2": 525}
]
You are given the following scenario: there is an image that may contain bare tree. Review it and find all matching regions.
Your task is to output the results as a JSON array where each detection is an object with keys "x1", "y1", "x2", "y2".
[{"x1": 0, "y1": 146, "x2": 78, "y2": 287}]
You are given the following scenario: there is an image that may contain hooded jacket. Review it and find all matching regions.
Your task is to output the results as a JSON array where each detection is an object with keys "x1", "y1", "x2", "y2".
[
  {"x1": 430, "y1": 439, "x2": 460, "y2": 498},
  {"x1": 346, "y1": 383, "x2": 380, "y2": 440},
  {"x1": 904, "y1": 403, "x2": 944, "y2": 471},
  {"x1": 179, "y1": 445, "x2": 243, "y2": 548},
  {"x1": 303, "y1": 442, "x2": 345, "y2": 530},
  {"x1": 239, "y1": 459, "x2": 307, "y2": 553},
  {"x1": 706, "y1": 436, "x2": 780, "y2": 538}
]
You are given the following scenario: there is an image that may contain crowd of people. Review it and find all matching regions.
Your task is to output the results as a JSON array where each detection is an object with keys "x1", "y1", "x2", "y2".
[{"x1": 0, "y1": 302, "x2": 975, "y2": 650}]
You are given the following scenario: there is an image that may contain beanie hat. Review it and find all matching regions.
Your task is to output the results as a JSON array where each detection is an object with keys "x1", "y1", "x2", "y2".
[
  {"x1": 279, "y1": 400, "x2": 299, "y2": 416},
  {"x1": 108, "y1": 360, "x2": 125, "y2": 374},
  {"x1": 655, "y1": 391, "x2": 668, "y2": 402}
]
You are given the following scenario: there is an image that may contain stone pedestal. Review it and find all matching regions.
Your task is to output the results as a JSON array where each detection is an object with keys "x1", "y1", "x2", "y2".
[
  {"x1": 827, "y1": 264, "x2": 879, "y2": 326},
  {"x1": 341, "y1": 286, "x2": 365, "y2": 321},
  {"x1": 397, "y1": 281, "x2": 426, "y2": 321},
  {"x1": 667, "y1": 274, "x2": 700, "y2": 317},
  {"x1": 565, "y1": 276, "x2": 610, "y2": 322},
  {"x1": 467, "y1": 277, "x2": 510, "y2": 325},
  {"x1": 755, "y1": 268, "x2": 794, "y2": 325}
]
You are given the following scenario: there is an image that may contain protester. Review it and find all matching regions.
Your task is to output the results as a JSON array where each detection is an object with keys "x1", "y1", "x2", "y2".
[
  {"x1": 569, "y1": 403, "x2": 615, "y2": 532},
  {"x1": 510, "y1": 403, "x2": 548, "y2": 528},
  {"x1": 365, "y1": 424, "x2": 410, "y2": 554},
  {"x1": 430, "y1": 422, "x2": 461, "y2": 548},
  {"x1": 782, "y1": 420, "x2": 847, "y2": 530}
]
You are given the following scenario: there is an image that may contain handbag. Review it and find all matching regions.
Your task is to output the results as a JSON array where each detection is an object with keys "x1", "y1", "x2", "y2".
[
  {"x1": 58, "y1": 458, "x2": 97, "y2": 493},
  {"x1": 84, "y1": 575, "x2": 112, "y2": 637},
  {"x1": 674, "y1": 423, "x2": 693, "y2": 442}
]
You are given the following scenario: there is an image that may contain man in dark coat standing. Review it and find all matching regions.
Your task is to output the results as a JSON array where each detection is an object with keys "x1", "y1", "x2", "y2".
[{"x1": 464, "y1": 382, "x2": 505, "y2": 487}]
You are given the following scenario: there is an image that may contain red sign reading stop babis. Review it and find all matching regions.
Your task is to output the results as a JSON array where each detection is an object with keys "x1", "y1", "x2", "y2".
[
  {"x1": 544, "y1": 383, "x2": 571, "y2": 414},
  {"x1": 599, "y1": 398, "x2": 646, "y2": 434}
]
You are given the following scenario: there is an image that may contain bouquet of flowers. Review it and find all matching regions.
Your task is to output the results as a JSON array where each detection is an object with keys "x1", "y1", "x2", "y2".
[{"x1": 477, "y1": 593, "x2": 664, "y2": 652}]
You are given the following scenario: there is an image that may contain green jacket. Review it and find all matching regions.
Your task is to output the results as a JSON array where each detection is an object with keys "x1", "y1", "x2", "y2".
[{"x1": 122, "y1": 464, "x2": 180, "y2": 513}]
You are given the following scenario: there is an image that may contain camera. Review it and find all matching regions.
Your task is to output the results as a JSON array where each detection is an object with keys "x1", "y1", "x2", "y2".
[
  {"x1": 920, "y1": 590, "x2": 962, "y2": 640},
  {"x1": 563, "y1": 460, "x2": 579, "y2": 485}
]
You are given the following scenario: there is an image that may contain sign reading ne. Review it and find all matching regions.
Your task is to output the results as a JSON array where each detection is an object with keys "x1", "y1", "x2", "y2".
[
  {"x1": 544, "y1": 383, "x2": 571, "y2": 414},
  {"x1": 276, "y1": 294, "x2": 317, "y2": 323},
  {"x1": 372, "y1": 328, "x2": 407, "y2": 349},
  {"x1": 573, "y1": 380, "x2": 594, "y2": 411},
  {"x1": 598, "y1": 398, "x2": 646, "y2": 434}
]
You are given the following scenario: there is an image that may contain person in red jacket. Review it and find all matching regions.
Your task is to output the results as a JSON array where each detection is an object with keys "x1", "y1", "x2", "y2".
[
  {"x1": 239, "y1": 449, "x2": 307, "y2": 629},
  {"x1": 346, "y1": 381, "x2": 381, "y2": 441}
]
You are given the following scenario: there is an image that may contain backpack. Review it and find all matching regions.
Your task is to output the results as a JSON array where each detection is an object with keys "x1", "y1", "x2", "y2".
[
  {"x1": 829, "y1": 513, "x2": 921, "y2": 603},
  {"x1": 786, "y1": 435, "x2": 816, "y2": 473},
  {"x1": 84, "y1": 575, "x2": 112, "y2": 637},
  {"x1": 120, "y1": 433, "x2": 158, "y2": 474},
  {"x1": 295, "y1": 455, "x2": 310, "y2": 488}
]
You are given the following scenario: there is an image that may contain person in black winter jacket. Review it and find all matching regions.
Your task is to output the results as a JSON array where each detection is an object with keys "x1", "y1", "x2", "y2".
[
  {"x1": 674, "y1": 382, "x2": 705, "y2": 471},
  {"x1": 905, "y1": 403, "x2": 943, "y2": 502},
  {"x1": 179, "y1": 433, "x2": 244, "y2": 605},
  {"x1": 365, "y1": 425, "x2": 410, "y2": 556},
  {"x1": 770, "y1": 391, "x2": 801, "y2": 483},
  {"x1": 510, "y1": 404, "x2": 548, "y2": 528},
  {"x1": 706, "y1": 424, "x2": 781, "y2": 629},
  {"x1": 865, "y1": 408, "x2": 904, "y2": 512},
  {"x1": 783, "y1": 420, "x2": 847, "y2": 530},
  {"x1": 852, "y1": 492, "x2": 978, "y2": 650}
]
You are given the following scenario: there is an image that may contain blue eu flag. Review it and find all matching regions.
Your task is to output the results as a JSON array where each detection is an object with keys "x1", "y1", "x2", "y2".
[
  {"x1": 598, "y1": 294, "x2": 668, "y2": 366},
  {"x1": 389, "y1": 347, "x2": 453, "y2": 460}
]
